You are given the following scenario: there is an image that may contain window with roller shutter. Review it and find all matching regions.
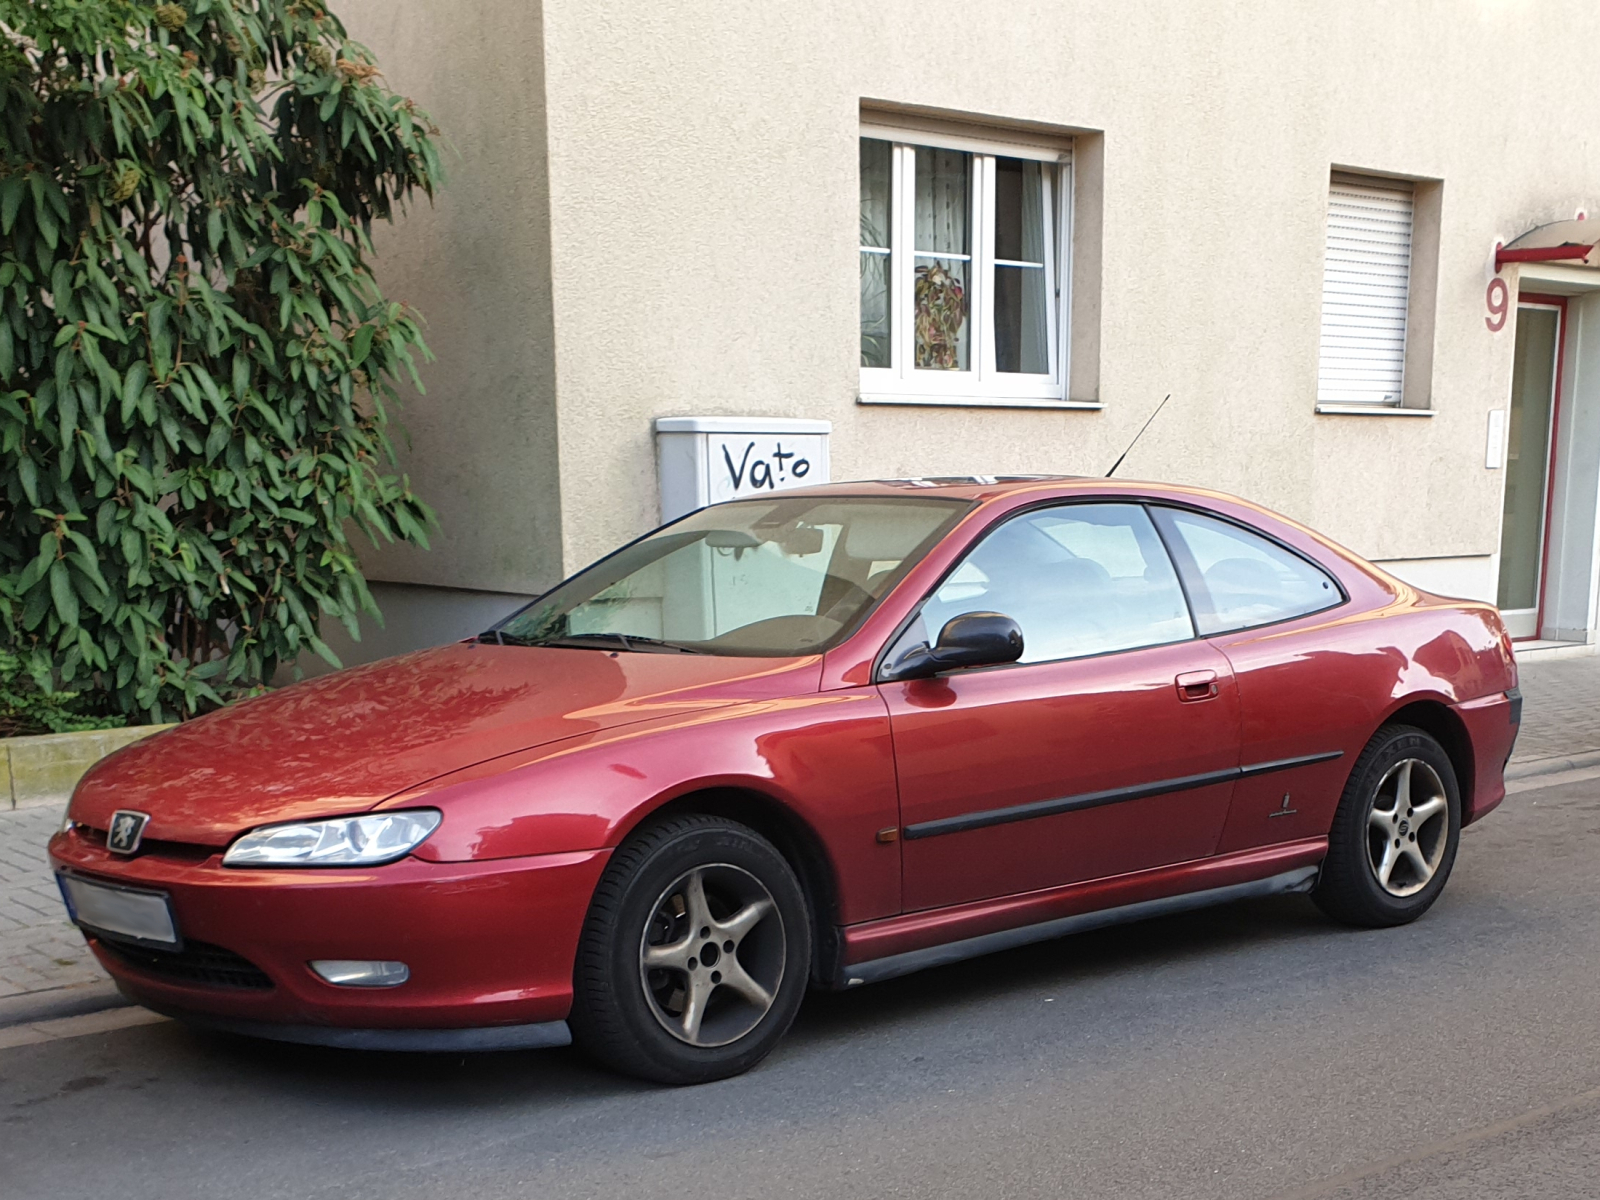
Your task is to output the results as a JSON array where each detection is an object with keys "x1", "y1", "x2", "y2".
[{"x1": 1316, "y1": 172, "x2": 1415, "y2": 407}]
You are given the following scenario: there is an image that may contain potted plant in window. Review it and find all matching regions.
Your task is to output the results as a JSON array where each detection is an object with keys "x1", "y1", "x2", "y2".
[{"x1": 914, "y1": 262, "x2": 966, "y2": 370}]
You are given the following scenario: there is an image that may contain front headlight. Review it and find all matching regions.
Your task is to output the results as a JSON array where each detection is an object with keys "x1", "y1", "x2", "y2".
[{"x1": 222, "y1": 810, "x2": 442, "y2": 868}]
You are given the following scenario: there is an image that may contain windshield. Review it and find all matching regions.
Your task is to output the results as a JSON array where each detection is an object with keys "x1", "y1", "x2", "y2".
[{"x1": 494, "y1": 495, "x2": 972, "y2": 656}]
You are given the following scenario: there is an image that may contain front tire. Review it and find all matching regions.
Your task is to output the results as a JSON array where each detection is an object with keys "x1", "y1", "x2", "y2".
[
  {"x1": 1313, "y1": 724, "x2": 1461, "y2": 928},
  {"x1": 569, "y1": 814, "x2": 811, "y2": 1085}
]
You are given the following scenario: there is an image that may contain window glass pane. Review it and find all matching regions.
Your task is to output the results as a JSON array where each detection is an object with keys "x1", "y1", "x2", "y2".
[
  {"x1": 860, "y1": 139, "x2": 892, "y2": 250},
  {"x1": 994, "y1": 158, "x2": 1044, "y2": 262},
  {"x1": 1497, "y1": 306, "x2": 1559, "y2": 611},
  {"x1": 1157, "y1": 509, "x2": 1341, "y2": 635},
  {"x1": 859, "y1": 139, "x2": 892, "y2": 368},
  {"x1": 861, "y1": 251, "x2": 891, "y2": 369},
  {"x1": 918, "y1": 504, "x2": 1193, "y2": 663},
  {"x1": 914, "y1": 147, "x2": 971, "y2": 370},
  {"x1": 994, "y1": 158, "x2": 1050, "y2": 374},
  {"x1": 500, "y1": 496, "x2": 970, "y2": 656},
  {"x1": 995, "y1": 266, "x2": 1048, "y2": 374}
]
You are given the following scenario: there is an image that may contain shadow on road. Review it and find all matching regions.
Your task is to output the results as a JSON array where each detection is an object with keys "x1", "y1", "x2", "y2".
[
  {"x1": 794, "y1": 892, "x2": 1336, "y2": 1040},
  {"x1": 132, "y1": 891, "x2": 1346, "y2": 1107}
]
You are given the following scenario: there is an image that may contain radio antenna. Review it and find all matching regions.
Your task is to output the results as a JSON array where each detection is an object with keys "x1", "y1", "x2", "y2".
[{"x1": 1105, "y1": 394, "x2": 1171, "y2": 478}]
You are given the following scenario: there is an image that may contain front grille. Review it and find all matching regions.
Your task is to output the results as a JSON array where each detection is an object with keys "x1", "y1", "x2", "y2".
[
  {"x1": 96, "y1": 934, "x2": 274, "y2": 991},
  {"x1": 71, "y1": 825, "x2": 215, "y2": 862}
]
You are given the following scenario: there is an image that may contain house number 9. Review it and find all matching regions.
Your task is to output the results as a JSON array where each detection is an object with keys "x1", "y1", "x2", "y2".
[{"x1": 1485, "y1": 277, "x2": 1509, "y2": 332}]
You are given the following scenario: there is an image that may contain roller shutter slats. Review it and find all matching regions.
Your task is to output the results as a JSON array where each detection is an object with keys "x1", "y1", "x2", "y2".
[{"x1": 1317, "y1": 172, "x2": 1413, "y2": 405}]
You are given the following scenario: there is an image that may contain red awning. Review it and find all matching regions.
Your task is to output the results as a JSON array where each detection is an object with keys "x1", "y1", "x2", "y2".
[{"x1": 1497, "y1": 219, "x2": 1598, "y2": 271}]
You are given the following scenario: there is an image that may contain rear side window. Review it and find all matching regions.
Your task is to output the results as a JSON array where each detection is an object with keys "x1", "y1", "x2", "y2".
[{"x1": 1153, "y1": 507, "x2": 1341, "y2": 635}]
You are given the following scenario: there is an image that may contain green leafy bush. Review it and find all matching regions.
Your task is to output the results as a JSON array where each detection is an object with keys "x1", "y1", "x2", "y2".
[
  {"x1": 0, "y1": 0, "x2": 441, "y2": 722},
  {"x1": 0, "y1": 648, "x2": 125, "y2": 736}
]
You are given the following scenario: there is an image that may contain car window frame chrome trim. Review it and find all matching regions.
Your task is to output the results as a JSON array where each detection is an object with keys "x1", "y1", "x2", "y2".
[{"x1": 870, "y1": 495, "x2": 1355, "y2": 685}]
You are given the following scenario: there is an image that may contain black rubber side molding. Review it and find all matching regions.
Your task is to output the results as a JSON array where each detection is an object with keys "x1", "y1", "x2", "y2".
[{"x1": 903, "y1": 751, "x2": 1344, "y2": 841}]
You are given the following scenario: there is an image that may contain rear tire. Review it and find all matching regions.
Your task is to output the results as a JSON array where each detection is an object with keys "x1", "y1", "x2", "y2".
[
  {"x1": 1313, "y1": 724, "x2": 1461, "y2": 928},
  {"x1": 569, "y1": 814, "x2": 811, "y2": 1085}
]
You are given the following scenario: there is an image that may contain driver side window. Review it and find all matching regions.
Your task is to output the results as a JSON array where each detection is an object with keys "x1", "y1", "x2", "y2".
[{"x1": 912, "y1": 503, "x2": 1195, "y2": 664}]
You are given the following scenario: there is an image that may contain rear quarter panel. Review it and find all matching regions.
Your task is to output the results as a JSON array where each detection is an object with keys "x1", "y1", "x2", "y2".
[{"x1": 1210, "y1": 539, "x2": 1517, "y2": 851}]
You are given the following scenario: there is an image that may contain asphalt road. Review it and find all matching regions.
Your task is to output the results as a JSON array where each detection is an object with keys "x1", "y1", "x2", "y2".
[{"x1": 4, "y1": 772, "x2": 1600, "y2": 1200}]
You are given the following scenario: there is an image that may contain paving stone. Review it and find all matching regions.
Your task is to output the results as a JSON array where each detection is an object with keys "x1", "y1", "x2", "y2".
[
  {"x1": 0, "y1": 806, "x2": 104, "y2": 998},
  {"x1": 1511, "y1": 654, "x2": 1600, "y2": 764}
]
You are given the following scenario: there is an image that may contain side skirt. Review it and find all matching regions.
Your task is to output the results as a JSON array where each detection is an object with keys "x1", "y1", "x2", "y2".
[{"x1": 838, "y1": 860, "x2": 1321, "y2": 989}]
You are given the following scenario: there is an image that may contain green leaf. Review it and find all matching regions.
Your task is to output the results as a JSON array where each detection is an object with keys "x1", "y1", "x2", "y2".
[
  {"x1": 350, "y1": 323, "x2": 375, "y2": 367},
  {"x1": 17, "y1": 456, "x2": 39, "y2": 505},
  {"x1": 120, "y1": 360, "x2": 150, "y2": 422},
  {"x1": 0, "y1": 175, "x2": 24, "y2": 235},
  {"x1": 49, "y1": 560, "x2": 80, "y2": 626}
]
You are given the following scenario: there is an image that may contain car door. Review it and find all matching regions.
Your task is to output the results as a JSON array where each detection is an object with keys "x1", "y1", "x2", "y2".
[{"x1": 880, "y1": 502, "x2": 1243, "y2": 913}]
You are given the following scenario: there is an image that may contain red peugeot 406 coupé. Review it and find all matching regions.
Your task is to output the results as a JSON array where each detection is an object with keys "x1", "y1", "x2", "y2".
[{"x1": 50, "y1": 477, "x2": 1520, "y2": 1083}]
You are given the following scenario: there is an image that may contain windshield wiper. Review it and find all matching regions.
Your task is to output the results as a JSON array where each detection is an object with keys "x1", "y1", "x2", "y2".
[
  {"x1": 534, "y1": 632, "x2": 706, "y2": 654},
  {"x1": 473, "y1": 630, "x2": 542, "y2": 647},
  {"x1": 476, "y1": 629, "x2": 706, "y2": 654}
]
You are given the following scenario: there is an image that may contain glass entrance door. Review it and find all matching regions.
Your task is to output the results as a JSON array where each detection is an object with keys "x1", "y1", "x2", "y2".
[{"x1": 1497, "y1": 302, "x2": 1563, "y2": 639}]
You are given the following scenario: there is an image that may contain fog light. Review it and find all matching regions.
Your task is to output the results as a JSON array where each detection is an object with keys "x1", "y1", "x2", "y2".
[{"x1": 310, "y1": 960, "x2": 410, "y2": 988}]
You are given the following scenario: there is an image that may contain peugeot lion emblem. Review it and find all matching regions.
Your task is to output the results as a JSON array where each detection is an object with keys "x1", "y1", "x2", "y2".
[{"x1": 107, "y1": 810, "x2": 151, "y2": 855}]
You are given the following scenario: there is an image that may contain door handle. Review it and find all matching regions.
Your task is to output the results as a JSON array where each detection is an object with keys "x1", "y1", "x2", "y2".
[{"x1": 1175, "y1": 670, "x2": 1219, "y2": 702}]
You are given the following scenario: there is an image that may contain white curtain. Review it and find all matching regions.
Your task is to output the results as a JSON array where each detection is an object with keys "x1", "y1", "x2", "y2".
[{"x1": 1017, "y1": 161, "x2": 1049, "y2": 374}]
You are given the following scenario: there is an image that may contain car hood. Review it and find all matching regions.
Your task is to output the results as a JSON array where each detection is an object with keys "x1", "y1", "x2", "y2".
[{"x1": 69, "y1": 642, "x2": 821, "y2": 847}]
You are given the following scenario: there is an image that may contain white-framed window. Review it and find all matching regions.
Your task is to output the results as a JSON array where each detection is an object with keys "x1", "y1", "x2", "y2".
[
  {"x1": 1316, "y1": 171, "x2": 1415, "y2": 407},
  {"x1": 859, "y1": 124, "x2": 1072, "y2": 407}
]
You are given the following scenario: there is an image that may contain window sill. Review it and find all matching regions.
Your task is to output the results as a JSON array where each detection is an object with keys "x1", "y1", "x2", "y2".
[
  {"x1": 858, "y1": 393, "x2": 1102, "y2": 411},
  {"x1": 1314, "y1": 404, "x2": 1434, "y2": 417}
]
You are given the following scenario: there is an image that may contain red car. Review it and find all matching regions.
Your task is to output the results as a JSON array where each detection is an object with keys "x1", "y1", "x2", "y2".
[{"x1": 50, "y1": 477, "x2": 1520, "y2": 1083}]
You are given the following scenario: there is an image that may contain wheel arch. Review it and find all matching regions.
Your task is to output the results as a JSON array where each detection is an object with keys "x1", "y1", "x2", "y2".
[
  {"x1": 612, "y1": 787, "x2": 845, "y2": 988},
  {"x1": 1380, "y1": 697, "x2": 1476, "y2": 817}
]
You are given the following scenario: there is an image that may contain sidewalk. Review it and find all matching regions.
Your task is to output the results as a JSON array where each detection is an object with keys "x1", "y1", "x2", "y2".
[
  {"x1": 1502, "y1": 652, "x2": 1600, "y2": 774},
  {"x1": 0, "y1": 806, "x2": 104, "y2": 1001},
  {"x1": 3, "y1": 651, "x2": 1599, "y2": 1017}
]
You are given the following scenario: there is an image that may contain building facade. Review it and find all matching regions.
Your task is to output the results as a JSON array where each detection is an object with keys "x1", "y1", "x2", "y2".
[{"x1": 327, "y1": 0, "x2": 1600, "y2": 666}]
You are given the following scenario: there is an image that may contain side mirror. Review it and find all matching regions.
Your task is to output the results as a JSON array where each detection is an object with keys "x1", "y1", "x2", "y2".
[{"x1": 882, "y1": 611, "x2": 1024, "y2": 682}]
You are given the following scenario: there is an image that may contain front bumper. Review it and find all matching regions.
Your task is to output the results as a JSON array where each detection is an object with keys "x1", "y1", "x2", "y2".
[{"x1": 48, "y1": 826, "x2": 609, "y2": 1032}]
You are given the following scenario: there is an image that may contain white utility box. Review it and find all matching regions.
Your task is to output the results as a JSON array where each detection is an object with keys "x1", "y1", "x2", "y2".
[{"x1": 654, "y1": 416, "x2": 832, "y2": 522}]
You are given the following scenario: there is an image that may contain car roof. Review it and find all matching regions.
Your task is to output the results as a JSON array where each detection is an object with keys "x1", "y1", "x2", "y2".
[{"x1": 764, "y1": 475, "x2": 1230, "y2": 506}]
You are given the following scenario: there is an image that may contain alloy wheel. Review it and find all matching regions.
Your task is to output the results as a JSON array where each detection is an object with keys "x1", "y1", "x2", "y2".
[
  {"x1": 638, "y1": 863, "x2": 786, "y2": 1048},
  {"x1": 1365, "y1": 757, "x2": 1450, "y2": 897}
]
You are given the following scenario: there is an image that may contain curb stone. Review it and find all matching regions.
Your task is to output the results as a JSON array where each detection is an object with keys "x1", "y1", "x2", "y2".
[
  {"x1": 1504, "y1": 748, "x2": 1600, "y2": 781},
  {"x1": 2, "y1": 724, "x2": 174, "y2": 811},
  {"x1": 0, "y1": 979, "x2": 129, "y2": 1031}
]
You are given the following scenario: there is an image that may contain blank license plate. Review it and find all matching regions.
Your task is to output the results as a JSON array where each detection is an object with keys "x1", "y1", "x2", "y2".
[{"x1": 57, "y1": 875, "x2": 178, "y2": 946}]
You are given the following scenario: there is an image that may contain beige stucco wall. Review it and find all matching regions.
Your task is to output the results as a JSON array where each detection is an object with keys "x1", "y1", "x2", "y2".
[
  {"x1": 535, "y1": 0, "x2": 1600, "y2": 570},
  {"x1": 338, "y1": 0, "x2": 1600, "y2": 648},
  {"x1": 337, "y1": 0, "x2": 563, "y2": 596}
]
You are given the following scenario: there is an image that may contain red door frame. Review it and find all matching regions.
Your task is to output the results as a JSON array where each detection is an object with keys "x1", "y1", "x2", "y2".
[{"x1": 1516, "y1": 292, "x2": 1569, "y2": 641}]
